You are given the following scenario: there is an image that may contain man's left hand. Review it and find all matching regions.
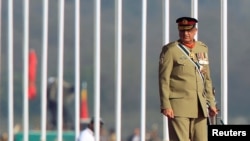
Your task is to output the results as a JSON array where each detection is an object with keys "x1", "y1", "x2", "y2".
[{"x1": 209, "y1": 106, "x2": 218, "y2": 117}]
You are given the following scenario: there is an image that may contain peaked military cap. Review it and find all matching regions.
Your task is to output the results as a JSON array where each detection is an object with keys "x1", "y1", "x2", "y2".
[{"x1": 176, "y1": 17, "x2": 198, "y2": 30}]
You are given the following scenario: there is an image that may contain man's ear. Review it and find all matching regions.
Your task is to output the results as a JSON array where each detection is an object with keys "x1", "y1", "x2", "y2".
[{"x1": 194, "y1": 28, "x2": 198, "y2": 32}]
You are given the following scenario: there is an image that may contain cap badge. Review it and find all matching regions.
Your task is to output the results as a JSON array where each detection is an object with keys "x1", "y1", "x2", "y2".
[{"x1": 182, "y1": 19, "x2": 188, "y2": 24}]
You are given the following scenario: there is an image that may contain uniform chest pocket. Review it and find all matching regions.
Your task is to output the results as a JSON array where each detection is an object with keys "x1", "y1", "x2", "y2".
[
  {"x1": 176, "y1": 58, "x2": 187, "y2": 65},
  {"x1": 173, "y1": 58, "x2": 193, "y2": 74}
]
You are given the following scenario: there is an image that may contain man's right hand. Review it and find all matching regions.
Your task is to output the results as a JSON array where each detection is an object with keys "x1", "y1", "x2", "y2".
[
  {"x1": 161, "y1": 108, "x2": 174, "y2": 118},
  {"x1": 209, "y1": 106, "x2": 218, "y2": 117}
]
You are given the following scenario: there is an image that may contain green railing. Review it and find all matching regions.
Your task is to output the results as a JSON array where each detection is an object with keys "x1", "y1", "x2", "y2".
[{"x1": 15, "y1": 131, "x2": 75, "y2": 141}]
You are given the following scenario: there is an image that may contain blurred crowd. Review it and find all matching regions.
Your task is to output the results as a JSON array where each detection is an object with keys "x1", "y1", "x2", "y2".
[
  {"x1": 1, "y1": 78, "x2": 162, "y2": 141},
  {"x1": 99, "y1": 125, "x2": 162, "y2": 141},
  {"x1": 0, "y1": 124, "x2": 162, "y2": 141}
]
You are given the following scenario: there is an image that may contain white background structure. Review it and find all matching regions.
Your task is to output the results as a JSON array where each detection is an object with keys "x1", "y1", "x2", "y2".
[{"x1": 2, "y1": 0, "x2": 229, "y2": 141}]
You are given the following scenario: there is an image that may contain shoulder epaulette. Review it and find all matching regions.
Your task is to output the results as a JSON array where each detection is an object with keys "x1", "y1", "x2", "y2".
[
  {"x1": 161, "y1": 41, "x2": 177, "y2": 52},
  {"x1": 196, "y1": 41, "x2": 208, "y2": 48},
  {"x1": 163, "y1": 41, "x2": 178, "y2": 48}
]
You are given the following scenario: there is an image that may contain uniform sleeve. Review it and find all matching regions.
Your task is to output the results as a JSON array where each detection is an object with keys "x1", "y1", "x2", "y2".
[
  {"x1": 203, "y1": 52, "x2": 216, "y2": 108},
  {"x1": 158, "y1": 46, "x2": 174, "y2": 109}
]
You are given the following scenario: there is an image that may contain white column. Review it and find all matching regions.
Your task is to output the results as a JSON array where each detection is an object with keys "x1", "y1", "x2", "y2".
[
  {"x1": 41, "y1": 0, "x2": 49, "y2": 140},
  {"x1": 7, "y1": 0, "x2": 14, "y2": 141},
  {"x1": 74, "y1": 0, "x2": 81, "y2": 139},
  {"x1": 57, "y1": 0, "x2": 65, "y2": 141},
  {"x1": 94, "y1": 0, "x2": 101, "y2": 141},
  {"x1": 23, "y1": 0, "x2": 30, "y2": 141},
  {"x1": 191, "y1": 0, "x2": 198, "y2": 20},
  {"x1": 162, "y1": 0, "x2": 169, "y2": 141},
  {"x1": 191, "y1": 0, "x2": 198, "y2": 39},
  {"x1": 140, "y1": 0, "x2": 147, "y2": 141},
  {"x1": 115, "y1": 0, "x2": 122, "y2": 141},
  {"x1": 221, "y1": 0, "x2": 228, "y2": 125}
]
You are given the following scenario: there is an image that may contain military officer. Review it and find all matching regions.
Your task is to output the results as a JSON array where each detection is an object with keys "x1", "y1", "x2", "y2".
[{"x1": 158, "y1": 17, "x2": 218, "y2": 141}]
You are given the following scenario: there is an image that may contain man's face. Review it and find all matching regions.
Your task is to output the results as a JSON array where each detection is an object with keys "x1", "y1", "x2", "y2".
[
  {"x1": 90, "y1": 122, "x2": 103, "y2": 133},
  {"x1": 178, "y1": 27, "x2": 197, "y2": 43}
]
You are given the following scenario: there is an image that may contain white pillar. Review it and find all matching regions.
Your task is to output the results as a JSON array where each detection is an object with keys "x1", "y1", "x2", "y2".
[
  {"x1": 140, "y1": 0, "x2": 147, "y2": 141},
  {"x1": 7, "y1": 0, "x2": 14, "y2": 140},
  {"x1": 220, "y1": 0, "x2": 228, "y2": 125},
  {"x1": 74, "y1": 0, "x2": 81, "y2": 139},
  {"x1": 57, "y1": 0, "x2": 65, "y2": 141},
  {"x1": 23, "y1": 0, "x2": 30, "y2": 141},
  {"x1": 115, "y1": 0, "x2": 122, "y2": 141},
  {"x1": 162, "y1": 0, "x2": 169, "y2": 140},
  {"x1": 94, "y1": 0, "x2": 101, "y2": 141},
  {"x1": 191, "y1": 0, "x2": 198, "y2": 39},
  {"x1": 41, "y1": 0, "x2": 49, "y2": 140}
]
